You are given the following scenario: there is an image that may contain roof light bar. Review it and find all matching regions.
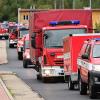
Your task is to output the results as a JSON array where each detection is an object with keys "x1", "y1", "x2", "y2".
[
  {"x1": 49, "y1": 20, "x2": 80, "y2": 26},
  {"x1": 94, "y1": 38, "x2": 100, "y2": 41}
]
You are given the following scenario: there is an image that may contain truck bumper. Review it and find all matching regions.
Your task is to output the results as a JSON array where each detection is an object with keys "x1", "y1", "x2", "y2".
[
  {"x1": 64, "y1": 72, "x2": 78, "y2": 82},
  {"x1": 41, "y1": 66, "x2": 64, "y2": 77},
  {"x1": 0, "y1": 34, "x2": 8, "y2": 39},
  {"x1": 90, "y1": 71, "x2": 100, "y2": 91},
  {"x1": 23, "y1": 59, "x2": 32, "y2": 66},
  {"x1": 18, "y1": 47, "x2": 23, "y2": 52},
  {"x1": 9, "y1": 39, "x2": 17, "y2": 45}
]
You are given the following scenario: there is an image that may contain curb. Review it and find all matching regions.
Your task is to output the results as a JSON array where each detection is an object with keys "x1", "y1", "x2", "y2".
[
  {"x1": 0, "y1": 71, "x2": 16, "y2": 75},
  {"x1": 0, "y1": 78, "x2": 14, "y2": 100}
]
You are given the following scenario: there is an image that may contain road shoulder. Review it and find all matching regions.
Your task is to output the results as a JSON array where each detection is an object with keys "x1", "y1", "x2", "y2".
[{"x1": 0, "y1": 71, "x2": 44, "y2": 100}]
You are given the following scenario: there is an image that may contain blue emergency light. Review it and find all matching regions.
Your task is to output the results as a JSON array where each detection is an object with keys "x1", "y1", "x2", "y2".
[
  {"x1": 94, "y1": 38, "x2": 100, "y2": 41},
  {"x1": 49, "y1": 20, "x2": 80, "y2": 26}
]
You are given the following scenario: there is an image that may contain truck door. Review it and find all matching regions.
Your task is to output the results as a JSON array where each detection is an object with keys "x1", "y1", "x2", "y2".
[{"x1": 81, "y1": 44, "x2": 91, "y2": 82}]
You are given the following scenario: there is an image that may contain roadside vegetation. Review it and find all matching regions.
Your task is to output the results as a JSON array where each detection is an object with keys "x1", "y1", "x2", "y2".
[{"x1": 0, "y1": 0, "x2": 100, "y2": 22}]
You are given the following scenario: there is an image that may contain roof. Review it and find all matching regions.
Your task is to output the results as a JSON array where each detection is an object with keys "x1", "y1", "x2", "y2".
[{"x1": 18, "y1": 8, "x2": 47, "y2": 12}]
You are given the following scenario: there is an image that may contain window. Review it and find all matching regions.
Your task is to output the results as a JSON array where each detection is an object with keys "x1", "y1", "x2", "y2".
[
  {"x1": 26, "y1": 15, "x2": 28, "y2": 20},
  {"x1": 23, "y1": 15, "x2": 25, "y2": 20},
  {"x1": 85, "y1": 44, "x2": 91, "y2": 57}
]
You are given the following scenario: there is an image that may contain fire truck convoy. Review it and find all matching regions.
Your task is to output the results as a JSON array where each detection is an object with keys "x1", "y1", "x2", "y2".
[
  {"x1": 29, "y1": 9, "x2": 92, "y2": 82},
  {"x1": 17, "y1": 27, "x2": 29, "y2": 60},
  {"x1": 77, "y1": 37, "x2": 100, "y2": 99}
]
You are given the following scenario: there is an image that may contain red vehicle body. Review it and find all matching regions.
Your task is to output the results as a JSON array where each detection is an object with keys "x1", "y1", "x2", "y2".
[
  {"x1": 29, "y1": 9, "x2": 92, "y2": 82},
  {"x1": 8, "y1": 24, "x2": 18, "y2": 48},
  {"x1": 17, "y1": 27, "x2": 29, "y2": 60},
  {"x1": 77, "y1": 37, "x2": 100, "y2": 98},
  {"x1": 0, "y1": 23, "x2": 9, "y2": 39},
  {"x1": 23, "y1": 34, "x2": 32, "y2": 68},
  {"x1": 63, "y1": 33, "x2": 100, "y2": 90}
]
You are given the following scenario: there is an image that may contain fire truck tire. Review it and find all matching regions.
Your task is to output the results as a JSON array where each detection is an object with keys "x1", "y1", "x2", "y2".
[
  {"x1": 79, "y1": 78, "x2": 87, "y2": 95},
  {"x1": 89, "y1": 78, "x2": 96, "y2": 99},
  {"x1": 18, "y1": 53, "x2": 23, "y2": 60},
  {"x1": 42, "y1": 77, "x2": 48, "y2": 83},
  {"x1": 23, "y1": 60, "x2": 28, "y2": 68},
  {"x1": 37, "y1": 74, "x2": 41, "y2": 80},
  {"x1": 68, "y1": 77, "x2": 74, "y2": 90},
  {"x1": 9, "y1": 44, "x2": 13, "y2": 48}
]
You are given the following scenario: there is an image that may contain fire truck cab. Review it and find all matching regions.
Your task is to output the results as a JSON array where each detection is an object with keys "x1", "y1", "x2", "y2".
[
  {"x1": 23, "y1": 34, "x2": 32, "y2": 68},
  {"x1": 17, "y1": 27, "x2": 29, "y2": 60},
  {"x1": 77, "y1": 38, "x2": 100, "y2": 99},
  {"x1": 8, "y1": 23, "x2": 18, "y2": 48}
]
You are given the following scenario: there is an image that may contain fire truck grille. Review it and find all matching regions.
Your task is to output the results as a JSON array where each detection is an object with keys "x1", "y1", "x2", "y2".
[{"x1": 54, "y1": 60, "x2": 63, "y2": 64}]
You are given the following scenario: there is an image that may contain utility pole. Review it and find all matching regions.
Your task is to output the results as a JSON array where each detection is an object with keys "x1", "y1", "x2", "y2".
[
  {"x1": 73, "y1": 0, "x2": 75, "y2": 9},
  {"x1": 89, "y1": 0, "x2": 92, "y2": 9},
  {"x1": 62, "y1": 0, "x2": 64, "y2": 9},
  {"x1": 54, "y1": 0, "x2": 57, "y2": 9}
]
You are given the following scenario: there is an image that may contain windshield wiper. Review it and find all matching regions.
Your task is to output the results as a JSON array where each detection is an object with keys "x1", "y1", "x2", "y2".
[
  {"x1": 50, "y1": 46, "x2": 63, "y2": 48},
  {"x1": 93, "y1": 56, "x2": 100, "y2": 58}
]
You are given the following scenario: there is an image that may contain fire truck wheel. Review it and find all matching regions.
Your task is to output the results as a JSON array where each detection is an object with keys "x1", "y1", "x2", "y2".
[
  {"x1": 37, "y1": 74, "x2": 41, "y2": 80},
  {"x1": 23, "y1": 60, "x2": 28, "y2": 68},
  {"x1": 18, "y1": 53, "x2": 23, "y2": 60},
  {"x1": 42, "y1": 77, "x2": 48, "y2": 83},
  {"x1": 79, "y1": 78, "x2": 87, "y2": 95},
  {"x1": 68, "y1": 77, "x2": 74, "y2": 90},
  {"x1": 9, "y1": 44, "x2": 13, "y2": 48},
  {"x1": 89, "y1": 78, "x2": 96, "y2": 99}
]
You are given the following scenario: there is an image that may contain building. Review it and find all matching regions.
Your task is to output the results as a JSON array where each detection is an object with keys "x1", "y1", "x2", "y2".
[
  {"x1": 18, "y1": 8, "x2": 35, "y2": 25},
  {"x1": 92, "y1": 9, "x2": 100, "y2": 30}
]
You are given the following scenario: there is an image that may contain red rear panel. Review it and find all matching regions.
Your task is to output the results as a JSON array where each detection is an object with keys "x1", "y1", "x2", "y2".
[
  {"x1": 64, "y1": 34, "x2": 100, "y2": 73},
  {"x1": 33, "y1": 9, "x2": 92, "y2": 32}
]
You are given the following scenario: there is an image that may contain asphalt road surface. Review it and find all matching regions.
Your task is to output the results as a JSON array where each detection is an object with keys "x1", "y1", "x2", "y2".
[{"x1": 0, "y1": 40, "x2": 99, "y2": 100}]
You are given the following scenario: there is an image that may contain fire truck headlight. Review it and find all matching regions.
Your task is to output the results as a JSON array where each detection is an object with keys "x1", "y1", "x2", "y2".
[
  {"x1": 26, "y1": 54, "x2": 30, "y2": 59},
  {"x1": 94, "y1": 77, "x2": 98, "y2": 82},
  {"x1": 44, "y1": 70, "x2": 50, "y2": 75},
  {"x1": 10, "y1": 40, "x2": 14, "y2": 43},
  {"x1": 92, "y1": 65, "x2": 100, "y2": 71}
]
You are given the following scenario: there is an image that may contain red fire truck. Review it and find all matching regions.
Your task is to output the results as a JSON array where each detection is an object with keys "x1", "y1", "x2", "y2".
[
  {"x1": 29, "y1": 9, "x2": 92, "y2": 82},
  {"x1": 17, "y1": 27, "x2": 29, "y2": 60},
  {"x1": 8, "y1": 23, "x2": 18, "y2": 48},
  {"x1": 23, "y1": 34, "x2": 32, "y2": 68},
  {"x1": 63, "y1": 34, "x2": 100, "y2": 90},
  {"x1": 0, "y1": 22, "x2": 9, "y2": 39},
  {"x1": 77, "y1": 38, "x2": 100, "y2": 99}
]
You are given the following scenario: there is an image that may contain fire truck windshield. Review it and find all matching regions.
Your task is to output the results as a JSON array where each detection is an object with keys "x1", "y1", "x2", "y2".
[
  {"x1": 93, "y1": 44, "x2": 100, "y2": 58},
  {"x1": 19, "y1": 30, "x2": 29, "y2": 38},
  {"x1": 44, "y1": 28, "x2": 86, "y2": 48}
]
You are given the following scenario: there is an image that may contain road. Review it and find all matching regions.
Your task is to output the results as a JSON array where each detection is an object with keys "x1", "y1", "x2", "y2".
[{"x1": 0, "y1": 40, "x2": 98, "y2": 100}]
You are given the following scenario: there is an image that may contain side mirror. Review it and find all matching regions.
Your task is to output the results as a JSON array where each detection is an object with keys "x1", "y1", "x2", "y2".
[
  {"x1": 81, "y1": 53, "x2": 89, "y2": 59},
  {"x1": 44, "y1": 34, "x2": 48, "y2": 39},
  {"x1": 31, "y1": 34, "x2": 36, "y2": 48}
]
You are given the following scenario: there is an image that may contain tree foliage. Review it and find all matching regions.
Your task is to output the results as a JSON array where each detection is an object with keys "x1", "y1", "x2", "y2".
[{"x1": 0, "y1": 0, "x2": 100, "y2": 22}]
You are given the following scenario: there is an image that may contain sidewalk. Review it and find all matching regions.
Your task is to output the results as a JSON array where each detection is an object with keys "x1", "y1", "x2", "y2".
[
  {"x1": 0, "y1": 71, "x2": 44, "y2": 100},
  {"x1": 0, "y1": 79, "x2": 11, "y2": 100},
  {"x1": 0, "y1": 40, "x2": 44, "y2": 100}
]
